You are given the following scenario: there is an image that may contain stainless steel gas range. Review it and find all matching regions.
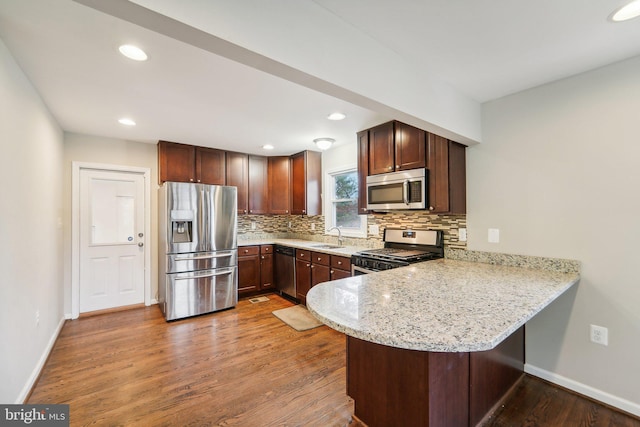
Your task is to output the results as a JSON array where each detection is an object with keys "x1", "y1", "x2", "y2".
[{"x1": 351, "y1": 228, "x2": 444, "y2": 275}]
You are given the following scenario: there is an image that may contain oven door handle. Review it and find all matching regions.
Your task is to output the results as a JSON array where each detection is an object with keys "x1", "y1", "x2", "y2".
[{"x1": 403, "y1": 180, "x2": 410, "y2": 205}]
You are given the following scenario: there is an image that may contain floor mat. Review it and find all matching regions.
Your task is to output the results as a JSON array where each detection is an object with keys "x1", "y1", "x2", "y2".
[{"x1": 272, "y1": 305, "x2": 323, "y2": 331}]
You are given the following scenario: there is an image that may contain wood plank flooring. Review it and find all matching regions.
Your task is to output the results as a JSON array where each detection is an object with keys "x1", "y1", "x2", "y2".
[{"x1": 29, "y1": 293, "x2": 640, "y2": 427}]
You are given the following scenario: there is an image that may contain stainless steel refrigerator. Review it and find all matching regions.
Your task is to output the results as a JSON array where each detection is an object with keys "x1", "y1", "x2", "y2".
[{"x1": 158, "y1": 182, "x2": 238, "y2": 321}]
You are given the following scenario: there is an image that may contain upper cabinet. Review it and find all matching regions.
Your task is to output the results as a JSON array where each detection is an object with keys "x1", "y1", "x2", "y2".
[
  {"x1": 356, "y1": 130, "x2": 370, "y2": 215},
  {"x1": 357, "y1": 121, "x2": 466, "y2": 215},
  {"x1": 427, "y1": 134, "x2": 466, "y2": 214},
  {"x1": 268, "y1": 156, "x2": 291, "y2": 214},
  {"x1": 291, "y1": 150, "x2": 322, "y2": 216},
  {"x1": 368, "y1": 121, "x2": 426, "y2": 175},
  {"x1": 248, "y1": 155, "x2": 269, "y2": 215},
  {"x1": 158, "y1": 140, "x2": 225, "y2": 185},
  {"x1": 226, "y1": 151, "x2": 249, "y2": 215}
]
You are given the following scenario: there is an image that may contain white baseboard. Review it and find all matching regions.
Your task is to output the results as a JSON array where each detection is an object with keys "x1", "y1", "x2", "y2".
[
  {"x1": 525, "y1": 364, "x2": 640, "y2": 417},
  {"x1": 17, "y1": 317, "x2": 66, "y2": 403}
]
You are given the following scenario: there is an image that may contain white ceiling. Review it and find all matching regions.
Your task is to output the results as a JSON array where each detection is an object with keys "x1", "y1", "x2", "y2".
[{"x1": 1, "y1": 0, "x2": 639, "y2": 155}]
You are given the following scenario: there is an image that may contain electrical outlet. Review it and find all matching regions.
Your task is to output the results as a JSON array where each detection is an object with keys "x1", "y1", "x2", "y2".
[
  {"x1": 488, "y1": 228, "x2": 500, "y2": 243},
  {"x1": 590, "y1": 324, "x2": 608, "y2": 346},
  {"x1": 288, "y1": 221, "x2": 292, "y2": 228},
  {"x1": 36, "y1": 310, "x2": 40, "y2": 326},
  {"x1": 311, "y1": 223, "x2": 315, "y2": 231},
  {"x1": 251, "y1": 221, "x2": 256, "y2": 230},
  {"x1": 459, "y1": 228, "x2": 467, "y2": 242},
  {"x1": 369, "y1": 224, "x2": 380, "y2": 235}
]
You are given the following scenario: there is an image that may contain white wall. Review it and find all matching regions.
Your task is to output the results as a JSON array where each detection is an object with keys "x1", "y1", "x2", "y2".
[
  {"x1": 62, "y1": 134, "x2": 159, "y2": 315},
  {"x1": 468, "y1": 55, "x2": 640, "y2": 413},
  {"x1": 0, "y1": 39, "x2": 64, "y2": 403}
]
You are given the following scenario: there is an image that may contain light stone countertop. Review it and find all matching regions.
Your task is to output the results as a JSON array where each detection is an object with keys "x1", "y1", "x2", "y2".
[
  {"x1": 306, "y1": 258, "x2": 580, "y2": 352},
  {"x1": 238, "y1": 238, "x2": 370, "y2": 257}
]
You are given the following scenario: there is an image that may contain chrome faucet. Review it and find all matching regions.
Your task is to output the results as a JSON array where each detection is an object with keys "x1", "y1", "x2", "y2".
[{"x1": 328, "y1": 226, "x2": 344, "y2": 247}]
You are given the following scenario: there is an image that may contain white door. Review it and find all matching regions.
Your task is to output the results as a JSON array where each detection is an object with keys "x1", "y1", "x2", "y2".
[{"x1": 79, "y1": 169, "x2": 145, "y2": 313}]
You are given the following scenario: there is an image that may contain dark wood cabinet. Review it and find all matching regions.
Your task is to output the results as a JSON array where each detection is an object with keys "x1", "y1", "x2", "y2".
[
  {"x1": 260, "y1": 245, "x2": 274, "y2": 290},
  {"x1": 295, "y1": 251, "x2": 312, "y2": 305},
  {"x1": 330, "y1": 255, "x2": 351, "y2": 280},
  {"x1": 158, "y1": 141, "x2": 226, "y2": 185},
  {"x1": 427, "y1": 134, "x2": 466, "y2": 214},
  {"x1": 239, "y1": 245, "x2": 274, "y2": 296},
  {"x1": 248, "y1": 155, "x2": 268, "y2": 214},
  {"x1": 291, "y1": 151, "x2": 322, "y2": 215},
  {"x1": 368, "y1": 122, "x2": 395, "y2": 175},
  {"x1": 394, "y1": 121, "x2": 426, "y2": 171},
  {"x1": 238, "y1": 246, "x2": 260, "y2": 295},
  {"x1": 356, "y1": 130, "x2": 370, "y2": 214},
  {"x1": 268, "y1": 156, "x2": 290, "y2": 214},
  {"x1": 310, "y1": 251, "x2": 330, "y2": 287},
  {"x1": 226, "y1": 152, "x2": 249, "y2": 215},
  {"x1": 367, "y1": 121, "x2": 426, "y2": 176}
]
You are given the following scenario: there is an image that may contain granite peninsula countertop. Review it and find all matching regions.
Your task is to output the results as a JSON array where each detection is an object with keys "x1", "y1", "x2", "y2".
[{"x1": 306, "y1": 258, "x2": 580, "y2": 352}]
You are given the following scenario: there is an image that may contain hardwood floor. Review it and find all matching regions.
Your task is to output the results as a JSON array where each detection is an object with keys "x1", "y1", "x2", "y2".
[{"x1": 29, "y1": 293, "x2": 639, "y2": 427}]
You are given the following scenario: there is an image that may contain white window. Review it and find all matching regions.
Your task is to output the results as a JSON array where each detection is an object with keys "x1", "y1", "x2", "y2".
[{"x1": 325, "y1": 168, "x2": 367, "y2": 238}]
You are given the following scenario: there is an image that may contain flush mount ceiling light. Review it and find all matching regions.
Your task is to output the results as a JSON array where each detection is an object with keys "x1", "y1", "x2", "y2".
[
  {"x1": 118, "y1": 44, "x2": 148, "y2": 61},
  {"x1": 118, "y1": 118, "x2": 136, "y2": 126},
  {"x1": 327, "y1": 112, "x2": 346, "y2": 121},
  {"x1": 611, "y1": 0, "x2": 640, "y2": 21},
  {"x1": 313, "y1": 138, "x2": 335, "y2": 150},
  {"x1": 262, "y1": 144, "x2": 274, "y2": 150}
]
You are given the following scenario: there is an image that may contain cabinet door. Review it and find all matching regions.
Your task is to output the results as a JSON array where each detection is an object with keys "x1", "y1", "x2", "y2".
[
  {"x1": 158, "y1": 140, "x2": 195, "y2": 184},
  {"x1": 268, "y1": 156, "x2": 290, "y2": 214},
  {"x1": 260, "y1": 253, "x2": 274, "y2": 290},
  {"x1": 195, "y1": 147, "x2": 226, "y2": 185},
  {"x1": 290, "y1": 151, "x2": 322, "y2": 215},
  {"x1": 330, "y1": 268, "x2": 352, "y2": 280},
  {"x1": 226, "y1": 152, "x2": 249, "y2": 215},
  {"x1": 427, "y1": 133, "x2": 450, "y2": 213},
  {"x1": 368, "y1": 122, "x2": 395, "y2": 175},
  {"x1": 295, "y1": 258, "x2": 311, "y2": 304},
  {"x1": 357, "y1": 130, "x2": 369, "y2": 215},
  {"x1": 395, "y1": 122, "x2": 426, "y2": 171},
  {"x1": 311, "y1": 264, "x2": 330, "y2": 287},
  {"x1": 238, "y1": 253, "x2": 260, "y2": 295},
  {"x1": 448, "y1": 141, "x2": 467, "y2": 214},
  {"x1": 248, "y1": 155, "x2": 269, "y2": 214}
]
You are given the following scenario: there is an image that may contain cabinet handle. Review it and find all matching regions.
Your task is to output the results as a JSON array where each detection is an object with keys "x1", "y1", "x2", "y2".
[
  {"x1": 388, "y1": 166, "x2": 393, "y2": 170},
  {"x1": 337, "y1": 261, "x2": 342, "y2": 265},
  {"x1": 302, "y1": 210, "x2": 306, "y2": 214},
  {"x1": 330, "y1": 270, "x2": 334, "y2": 274},
  {"x1": 285, "y1": 210, "x2": 289, "y2": 213},
  {"x1": 306, "y1": 263, "x2": 310, "y2": 267},
  {"x1": 310, "y1": 265, "x2": 314, "y2": 268},
  {"x1": 429, "y1": 206, "x2": 434, "y2": 210},
  {"x1": 300, "y1": 253, "x2": 304, "y2": 257},
  {"x1": 317, "y1": 257, "x2": 321, "y2": 261},
  {"x1": 197, "y1": 179, "x2": 201, "y2": 183},
  {"x1": 190, "y1": 178, "x2": 194, "y2": 182},
  {"x1": 244, "y1": 209, "x2": 247, "y2": 214},
  {"x1": 261, "y1": 256, "x2": 265, "y2": 259},
  {"x1": 396, "y1": 165, "x2": 399, "y2": 169},
  {"x1": 249, "y1": 210, "x2": 253, "y2": 213},
  {"x1": 244, "y1": 249, "x2": 249, "y2": 253}
]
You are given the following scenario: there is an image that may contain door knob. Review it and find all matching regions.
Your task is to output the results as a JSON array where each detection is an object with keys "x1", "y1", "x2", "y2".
[
  {"x1": 138, "y1": 232, "x2": 144, "y2": 237},
  {"x1": 138, "y1": 242, "x2": 144, "y2": 247}
]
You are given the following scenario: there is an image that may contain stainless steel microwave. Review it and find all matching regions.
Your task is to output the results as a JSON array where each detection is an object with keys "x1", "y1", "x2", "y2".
[{"x1": 366, "y1": 168, "x2": 427, "y2": 211}]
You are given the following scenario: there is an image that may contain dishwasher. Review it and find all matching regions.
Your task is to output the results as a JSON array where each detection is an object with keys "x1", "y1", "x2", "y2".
[{"x1": 274, "y1": 245, "x2": 296, "y2": 299}]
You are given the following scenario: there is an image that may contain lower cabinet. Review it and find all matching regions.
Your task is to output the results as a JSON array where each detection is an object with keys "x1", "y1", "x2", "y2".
[
  {"x1": 296, "y1": 250, "x2": 352, "y2": 304},
  {"x1": 238, "y1": 245, "x2": 273, "y2": 297}
]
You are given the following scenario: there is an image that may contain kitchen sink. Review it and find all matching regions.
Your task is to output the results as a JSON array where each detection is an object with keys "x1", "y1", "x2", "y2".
[{"x1": 310, "y1": 244, "x2": 343, "y2": 249}]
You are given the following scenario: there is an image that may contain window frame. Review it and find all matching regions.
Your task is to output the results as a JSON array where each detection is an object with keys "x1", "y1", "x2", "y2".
[{"x1": 324, "y1": 166, "x2": 367, "y2": 238}]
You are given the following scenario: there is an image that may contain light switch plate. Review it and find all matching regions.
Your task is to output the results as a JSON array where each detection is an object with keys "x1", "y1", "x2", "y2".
[
  {"x1": 459, "y1": 228, "x2": 467, "y2": 242},
  {"x1": 369, "y1": 224, "x2": 380, "y2": 235},
  {"x1": 488, "y1": 228, "x2": 500, "y2": 243}
]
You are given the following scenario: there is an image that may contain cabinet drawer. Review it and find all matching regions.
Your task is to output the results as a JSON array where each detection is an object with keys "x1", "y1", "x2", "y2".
[
  {"x1": 239, "y1": 246, "x2": 259, "y2": 256},
  {"x1": 331, "y1": 255, "x2": 351, "y2": 270},
  {"x1": 260, "y1": 244, "x2": 273, "y2": 254},
  {"x1": 296, "y1": 249, "x2": 311, "y2": 261},
  {"x1": 311, "y1": 251, "x2": 330, "y2": 266}
]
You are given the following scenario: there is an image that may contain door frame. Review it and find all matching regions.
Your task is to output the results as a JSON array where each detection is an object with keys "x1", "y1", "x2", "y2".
[{"x1": 71, "y1": 162, "x2": 152, "y2": 319}]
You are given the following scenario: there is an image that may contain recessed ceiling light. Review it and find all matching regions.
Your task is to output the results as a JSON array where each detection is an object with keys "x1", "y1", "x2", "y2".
[
  {"x1": 611, "y1": 0, "x2": 640, "y2": 21},
  {"x1": 118, "y1": 44, "x2": 148, "y2": 61},
  {"x1": 262, "y1": 144, "x2": 274, "y2": 150},
  {"x1": 118, "y1": 118, "x2": 136, "y2": 126},
  {"x1": 327, "y1": 112, "x2": 346, "y2": 121}
]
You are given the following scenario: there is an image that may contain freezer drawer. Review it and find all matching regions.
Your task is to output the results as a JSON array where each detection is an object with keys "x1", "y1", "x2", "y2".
[
  {"x1": 166, "y1": 250, "x2": 237, "y2": 273},
  {"x1": 162, "y1": 266, "x2": 237, "y2": 321}
]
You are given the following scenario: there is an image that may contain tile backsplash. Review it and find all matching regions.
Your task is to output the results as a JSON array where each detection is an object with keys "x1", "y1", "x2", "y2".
[{"x1": 238, "y1": 211, "x2": 467, "y2": 250}]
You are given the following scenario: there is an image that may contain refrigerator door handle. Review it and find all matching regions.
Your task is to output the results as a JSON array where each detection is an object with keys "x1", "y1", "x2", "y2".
[
  {"x1": 174, "y1": 252, "x2": 234, "y2": 262},
  {"x1": 175, "y1": 269, "x2": 234, "y2": 280}
]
